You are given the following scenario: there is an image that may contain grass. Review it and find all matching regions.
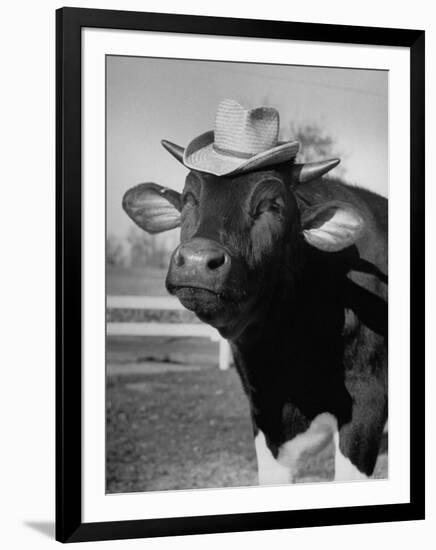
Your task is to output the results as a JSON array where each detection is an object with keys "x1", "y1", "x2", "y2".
[
  {"x1": 107, "y1": 265, "x2": 169, "y2": 296},
  {"x1": 107, "y1": 366, "x2": 257, "y2": 493},
  {"x1": 107, "y1": 335, "x2": 220, "y2": 368}
]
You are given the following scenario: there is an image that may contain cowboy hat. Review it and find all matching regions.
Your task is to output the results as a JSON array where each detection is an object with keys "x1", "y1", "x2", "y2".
[{"x1": 162, "y1": 99, "x2": 300, "y2": 177}]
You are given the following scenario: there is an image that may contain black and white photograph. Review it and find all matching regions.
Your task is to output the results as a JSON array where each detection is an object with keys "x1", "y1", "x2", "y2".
[
  {"x1": 106, "y1": 56, "x2": 389, "y2": 494},
  {"x1": 0, "y1": 1, "x2": 430, "y2": 547},
  {"x1": 53, "y1": 6, "x2": 425, "y2": 544}
]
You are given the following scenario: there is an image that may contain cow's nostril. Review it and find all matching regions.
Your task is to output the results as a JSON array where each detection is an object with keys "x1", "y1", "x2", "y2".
[
  {"x1": 207, "y1": 252, "x2": 226, "y2": 271},
  {"x1": 173, "y1": 248, "x2": 185, "y2": 267}
]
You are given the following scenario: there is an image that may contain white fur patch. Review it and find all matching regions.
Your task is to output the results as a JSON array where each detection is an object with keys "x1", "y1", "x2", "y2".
[
  {"x1": 333, "y1": 431, "x2": 369, "y2": 482},
  {"x1": 254, "y1": 431, "x2": 291, "y2": 485},
  {"x1": 255, "y1": 414, "x2": 370, "y2": 485},
  {"x1": 254, "y1": 413, "x2": 337, "y2": 486}
]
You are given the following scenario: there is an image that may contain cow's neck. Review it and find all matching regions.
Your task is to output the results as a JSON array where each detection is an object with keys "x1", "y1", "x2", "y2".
[
  {"x1": 229, "y1": 245, "x2": 351, "y2": 446},
  {"x1": 234, "y1": 242, "x2": 348, "y2": 349},
  {"x1": 232, "y1": 271, "x2": 302, "y2": 357}
]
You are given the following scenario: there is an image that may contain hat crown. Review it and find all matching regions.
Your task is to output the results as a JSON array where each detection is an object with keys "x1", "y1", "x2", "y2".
[
  {"x1": 179, "y1": 98, "x2": 299, "y2": 177},
  {"x1": 214, "y1": 99, "x2": 279, "y2": 157}
]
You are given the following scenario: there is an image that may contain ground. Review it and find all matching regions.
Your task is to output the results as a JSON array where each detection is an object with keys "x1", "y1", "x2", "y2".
[
  {"x1": 106, "y1": 336, "x2": 387, "y2": 493},
  {"x1": 107, "y1": 265, "x2": 169, "y2": 296},
  {"x1": 106, "y1": 266, "x2": 387, "y2": 493}
]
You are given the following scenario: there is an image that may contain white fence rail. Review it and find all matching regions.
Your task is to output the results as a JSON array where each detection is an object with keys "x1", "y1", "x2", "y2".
[{"x1": 107, "y1": 295, "x2": 231, "y2": 371}]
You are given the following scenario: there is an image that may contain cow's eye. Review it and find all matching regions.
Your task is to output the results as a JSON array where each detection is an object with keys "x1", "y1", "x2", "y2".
[
  {"x1": 254, "y1": 198, "x2": 284, "y2": 218},
  {"x1": 182, "y1": 191, "x2": 198, "y2": 208}
]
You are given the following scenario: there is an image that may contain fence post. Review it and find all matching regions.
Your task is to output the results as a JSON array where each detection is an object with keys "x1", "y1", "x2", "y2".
[
  {"x1": 218, "y1": 338, "x2": 231, "y2": 371},
  {"x1": 108, "y1": 296, "x2": 231, "y2": 371}
]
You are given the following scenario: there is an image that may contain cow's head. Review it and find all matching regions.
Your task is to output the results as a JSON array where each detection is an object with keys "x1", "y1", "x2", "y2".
[{"x1": 123, "y1": 143, "x2": 364, "y2": 338}]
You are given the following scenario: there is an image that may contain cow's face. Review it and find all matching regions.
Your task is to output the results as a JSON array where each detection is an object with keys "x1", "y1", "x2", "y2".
[
  {"x1": 169, "y1": 169, "x2": 301, "y2": 335},
  {"x1": 123, "y1": 164, "x2": 364, "y2": 338}
]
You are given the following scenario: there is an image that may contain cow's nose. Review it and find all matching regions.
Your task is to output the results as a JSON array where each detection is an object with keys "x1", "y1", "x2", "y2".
[
  {"x1": 174, "y1": 239, "x2": 229, "y2": 272},
  {"x1": 170, "y1": 238, "x2": 231, "y2": 290}
]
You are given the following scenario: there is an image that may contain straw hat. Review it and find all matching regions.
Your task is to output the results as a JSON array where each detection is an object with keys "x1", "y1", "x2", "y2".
[{"x1": 177, "y1": 99, "x2": 299, "y2": 176}]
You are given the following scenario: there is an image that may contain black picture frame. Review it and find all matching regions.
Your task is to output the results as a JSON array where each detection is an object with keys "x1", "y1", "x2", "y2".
[{"x1": 56, "y1": 7, "x2": 425, "y2": 543}]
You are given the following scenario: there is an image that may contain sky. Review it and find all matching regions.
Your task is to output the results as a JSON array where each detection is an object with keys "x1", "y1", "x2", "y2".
[{"x1": 107, "y1": 56, "x2": 388, "y2": 238}]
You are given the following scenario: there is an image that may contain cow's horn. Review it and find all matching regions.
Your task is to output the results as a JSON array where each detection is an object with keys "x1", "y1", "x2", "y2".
[
  {"x1": 292, "y1": 158, "x2": 340, "y2": 184},
  {"x1": 161, "y1": 140, "x2": 185, "y2": 164}
]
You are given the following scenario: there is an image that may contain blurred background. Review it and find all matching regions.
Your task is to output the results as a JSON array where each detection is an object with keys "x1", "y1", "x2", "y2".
[{"x1": 106, "y1": 56, "x2": 388, "y2": 493}]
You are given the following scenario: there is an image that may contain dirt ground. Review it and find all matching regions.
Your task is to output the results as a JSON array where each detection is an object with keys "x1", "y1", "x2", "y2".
[{"x1": 106, "y1": 336, "x2": 388, "y2": 494}]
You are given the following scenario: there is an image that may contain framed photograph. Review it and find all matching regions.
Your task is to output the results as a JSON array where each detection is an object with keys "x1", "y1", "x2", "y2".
[{"x1": 56, "y1": 7, "x2": 425, "y2": 543}]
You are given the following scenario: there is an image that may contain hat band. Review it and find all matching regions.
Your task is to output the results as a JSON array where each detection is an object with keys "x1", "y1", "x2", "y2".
[{"x1": 212, "y1": 143, "x2": 256, "y2": 159}]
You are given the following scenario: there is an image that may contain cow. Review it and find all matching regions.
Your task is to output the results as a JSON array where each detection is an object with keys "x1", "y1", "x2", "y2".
[{"x1": 122, "y1": 140, "x2": 388, "y2": 484}]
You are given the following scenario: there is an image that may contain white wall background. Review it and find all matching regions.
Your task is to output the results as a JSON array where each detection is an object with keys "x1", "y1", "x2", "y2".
[{"x1": 0, "y1": 1, "x2": 433, "y2": 549}]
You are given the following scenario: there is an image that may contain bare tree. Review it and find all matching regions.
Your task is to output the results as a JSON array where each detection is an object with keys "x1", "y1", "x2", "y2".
[
  {"x1": 126, "y1": 225, "x2": 171, "y2": 268},
  {"x1": 107, "y1": 234, "x2": 124, "y2": 266},
  {"x1": 288, "y1": 122, "x2": 344, "y2": 176}
]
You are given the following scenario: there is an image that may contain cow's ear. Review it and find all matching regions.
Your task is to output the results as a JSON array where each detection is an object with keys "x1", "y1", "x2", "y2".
[
  {"x1": 122, "y1": 183, "x2": 182, "y2": 234},
  {"x1": 301, "y1": 201, "x2": 364, "y2": 252}
]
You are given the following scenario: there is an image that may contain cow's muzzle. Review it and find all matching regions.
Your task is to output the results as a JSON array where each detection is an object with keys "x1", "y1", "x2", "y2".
[
  {"x1": 166, "y1": 238, "x2": 253, "y2": 334},
  {"x1": 166, "y1": 238, "x2": 231, "y2": 301}
]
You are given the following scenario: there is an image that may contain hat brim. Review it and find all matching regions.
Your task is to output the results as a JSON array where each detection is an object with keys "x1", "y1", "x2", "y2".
[{"x1": 183, "y1": 131, "x2": 300, "y2": 176}]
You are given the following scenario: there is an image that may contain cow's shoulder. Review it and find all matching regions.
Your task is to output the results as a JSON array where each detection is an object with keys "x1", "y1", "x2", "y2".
[{"x1": 296, "y1": 176, "x2": 385, "y2": 213}]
